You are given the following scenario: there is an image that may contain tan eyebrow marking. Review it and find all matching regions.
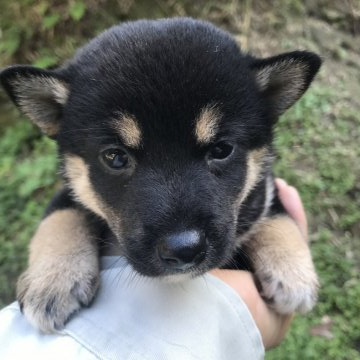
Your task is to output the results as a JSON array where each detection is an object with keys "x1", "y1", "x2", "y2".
[
  {"x1": 194, "y1": 105, "x2": 221, "y2": 144},
  {"x1": 111, "y1": 113, "x2": 142, "y2": 148}
]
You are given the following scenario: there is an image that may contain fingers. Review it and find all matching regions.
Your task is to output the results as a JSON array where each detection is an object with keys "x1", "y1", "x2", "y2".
[{"x1": 275, "y1": 178, "x2": 308, "y2": 239}]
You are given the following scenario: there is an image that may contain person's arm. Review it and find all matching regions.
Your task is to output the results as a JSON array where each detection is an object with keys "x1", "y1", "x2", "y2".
[{"x1": 211, "y1": 178, "x2": 308, "y2": 349}]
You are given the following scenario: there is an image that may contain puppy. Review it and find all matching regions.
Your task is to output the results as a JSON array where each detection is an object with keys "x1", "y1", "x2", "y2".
[{"x1": 0, "y1": 18, "x2": 321, "y2": 333}]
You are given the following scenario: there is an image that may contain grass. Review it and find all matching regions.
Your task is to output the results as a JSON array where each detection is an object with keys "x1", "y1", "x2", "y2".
[
  {"x1": 0, "y1": 120, "x2": 58, "y2": 306},
  {"x1": 267, "y1": 84, "x2": 360, "y2": 359}
]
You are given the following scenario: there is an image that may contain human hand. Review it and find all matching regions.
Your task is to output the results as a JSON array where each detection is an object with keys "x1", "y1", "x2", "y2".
[
  {"x1": 275, "y1": 178, "x2": 307, "y2": 237},
  {"x1": 210, "y1": 178, "x2": 308, "y2": 349}
]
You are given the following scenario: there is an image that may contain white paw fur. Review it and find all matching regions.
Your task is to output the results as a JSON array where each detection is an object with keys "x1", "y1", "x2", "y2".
[
  {"x1": 256, "y1": 263, "x2": 318, "y2": 314},
  {"x1": 17, "y1": 256, "x2": 99, "y2": 333},
  {"x1": 249, "y1": 216, "x2": 319, "y2": 314}
]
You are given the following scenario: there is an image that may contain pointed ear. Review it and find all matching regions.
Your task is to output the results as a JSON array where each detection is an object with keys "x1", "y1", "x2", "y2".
[
  {"x1": 251, "y1": 51, "x2": 322, "y2": 117},
  {"x1": 0, "y1": 65, "x2": 70, "y2": 137}
]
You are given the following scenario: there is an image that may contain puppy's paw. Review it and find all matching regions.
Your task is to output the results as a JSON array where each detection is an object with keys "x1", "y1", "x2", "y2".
[
  {"x1": 256, "y1": 264, "x2": 319, "y2": 314},
  {"x1": 249, "y1": 215, "x2": 319, "y2": 315},
  {"x1": 17, "y1": 257, "x2": 99, "y2": 333}
]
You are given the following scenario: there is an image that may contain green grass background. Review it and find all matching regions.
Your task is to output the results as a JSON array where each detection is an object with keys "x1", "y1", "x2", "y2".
[{"x1": 0, "y1": 1, "x2": 359, "y2": 358}]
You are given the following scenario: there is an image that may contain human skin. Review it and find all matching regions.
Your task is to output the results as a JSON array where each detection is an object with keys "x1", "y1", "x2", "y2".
[{"x1": 211, "y1": 178, "x2": 308, "y2": 349}]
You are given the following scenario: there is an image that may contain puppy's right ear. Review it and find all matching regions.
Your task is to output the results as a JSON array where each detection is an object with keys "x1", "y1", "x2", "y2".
[{"x1": 0, "y1": 66, "x2": 70, "y2": 137}]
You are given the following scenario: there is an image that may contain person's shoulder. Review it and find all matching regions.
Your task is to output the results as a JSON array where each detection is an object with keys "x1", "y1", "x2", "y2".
[
  {"x1": 0, "y1": 302, "x2": 98, "y2": 360},
  {"x1": 0, "y1": 261, "x2": 265, "y2": 360},
  {"x1": 0, "y1": 302, "x2": 26, "y2": 335},
  {"x1": 64, "y1": 260, "x2": 265, "y2": 360}
]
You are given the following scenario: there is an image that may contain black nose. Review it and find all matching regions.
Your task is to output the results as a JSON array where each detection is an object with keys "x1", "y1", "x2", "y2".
[{"x1": 158, "y1": 230, "x2": 207, "y2": 270}]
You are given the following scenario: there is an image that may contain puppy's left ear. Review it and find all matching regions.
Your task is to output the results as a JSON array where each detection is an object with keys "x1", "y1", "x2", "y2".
[{"x1": 251, "y1": 51, "x2": 321, "y2": 118}]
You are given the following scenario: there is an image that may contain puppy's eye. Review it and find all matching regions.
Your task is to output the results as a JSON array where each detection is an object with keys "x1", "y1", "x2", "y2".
[
  {"x1": 100, "y1": 148, "x2": 128, "y2": 169},
  {"x1": 208, "y1": 142, "x2": 234, "y2": 161}
]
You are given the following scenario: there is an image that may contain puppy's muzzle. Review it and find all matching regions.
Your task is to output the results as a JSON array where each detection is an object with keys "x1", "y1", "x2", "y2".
[{"x1": 157, "y1": 230, "x2": 207, "y2": 270}]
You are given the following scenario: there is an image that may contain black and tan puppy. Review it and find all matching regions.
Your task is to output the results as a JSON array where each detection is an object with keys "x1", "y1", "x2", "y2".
[{"x1": 1, "y1": 18, "x2": 321, "y2": 333}]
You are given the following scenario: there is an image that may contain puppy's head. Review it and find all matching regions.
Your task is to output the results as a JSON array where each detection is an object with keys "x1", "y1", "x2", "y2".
[{"x1": 1, "y1": 18, "x2": 321, "y2": 277}]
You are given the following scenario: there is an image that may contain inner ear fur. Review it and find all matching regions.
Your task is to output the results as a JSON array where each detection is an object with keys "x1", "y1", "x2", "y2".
[
  {"x1": 0, "y1": 65, "x2": 70, "y2": 137},
  {"x1": 251, "y1": 51, "x2": 322, "y2": 117}
]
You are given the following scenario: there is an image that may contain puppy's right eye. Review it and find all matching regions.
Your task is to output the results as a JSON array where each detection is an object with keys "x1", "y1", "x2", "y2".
[
  {"x1": 100, "y1": 148, "x2": 128, "y2": 170},
  {"x1": 207, "y1": 141, "x2": 234, "y2": 161}
]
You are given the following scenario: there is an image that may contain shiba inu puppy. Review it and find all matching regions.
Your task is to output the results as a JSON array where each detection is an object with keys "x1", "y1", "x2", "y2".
[{"x1": 1, "y1": 18, "x2": 321, "y2": 333}]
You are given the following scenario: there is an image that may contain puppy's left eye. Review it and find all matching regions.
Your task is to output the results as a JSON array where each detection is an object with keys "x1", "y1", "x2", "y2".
[
  {"x1": 208, "y1": 141, "x2": 234, "y2": 161},
  {"x1": 100, "y1": 148, "x2": 129, "y2": 170}
]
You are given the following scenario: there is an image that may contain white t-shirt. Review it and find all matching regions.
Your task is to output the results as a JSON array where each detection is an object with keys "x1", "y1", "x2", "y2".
[{"x1": 0, "y1": 257, "x2": 264, "y2": 359}]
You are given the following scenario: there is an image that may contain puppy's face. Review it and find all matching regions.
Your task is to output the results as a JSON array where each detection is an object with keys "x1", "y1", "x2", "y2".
[
  {"x1": 0, "y1": 18, "x2": 321, "y2": 277},
  {"x1": 62, "y1": 101, "x2": 264, "y2": 277},
  {"x1": 60, "y1": 79, "x2": 264, "y2": 277}
]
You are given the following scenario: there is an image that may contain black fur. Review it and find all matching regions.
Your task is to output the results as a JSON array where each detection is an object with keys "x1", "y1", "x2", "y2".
[
  {"x1": 1, "y1": 18, "x2": 321, "y2": 277},
  {"x1": 43, "y1": 188, "x2": 76, "y2": 217}
]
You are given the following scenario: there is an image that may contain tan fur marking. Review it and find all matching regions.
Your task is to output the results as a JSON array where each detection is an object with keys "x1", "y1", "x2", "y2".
[
  {"x1": 112, "y1": 113, "x2": 142, "y2": 148},
  {"x1": 247, "y1": 215, "x2": 318, "y2": 314},
  {"x1": 250, "y1": 216, "x2": 311, "y2": 261},
  {"x1": 195, "y1": 105, "x2": 221, "y2": 144},
  {"x1": 64, "y1": 155, "x2": 107, "y2": 219},
  {"x1": 234, "y1": 147, "x2": 269, "y2": 211},
  {"x1": 28, "y1": 209, "x2": 96, "y2": 264}
]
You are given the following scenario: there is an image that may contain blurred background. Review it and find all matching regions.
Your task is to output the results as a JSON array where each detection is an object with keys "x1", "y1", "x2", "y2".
[{"x1": 0, "y1": 1, "x2": 359, "y2": 358}]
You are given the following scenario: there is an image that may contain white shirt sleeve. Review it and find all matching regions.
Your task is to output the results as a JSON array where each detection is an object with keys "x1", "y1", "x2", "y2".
[{"x1": 0, "y1": 257, "x2": 264, "y2": 360}]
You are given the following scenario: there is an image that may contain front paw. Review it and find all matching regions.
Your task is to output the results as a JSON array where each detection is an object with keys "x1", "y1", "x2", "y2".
[
  {"x1": 17, "y1": 257, "x2": 99, "y2": 333},
  {"x1": 248, "y1": 216, "x2": 319, "y2": 314},
  {"x1": 256, "y1": 261, "x2": 319, "y2": 314}
]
